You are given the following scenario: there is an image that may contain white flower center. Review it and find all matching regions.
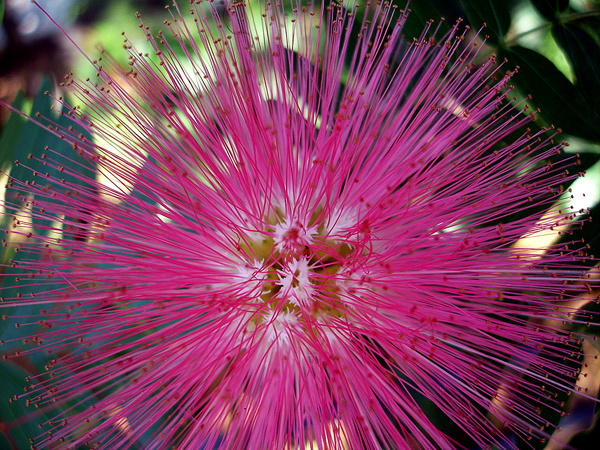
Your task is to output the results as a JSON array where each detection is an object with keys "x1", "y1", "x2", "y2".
[
  {"x1": 273, "y1": 218, "x2": 318, "y2": 253},
  {"x1": 276, "y1": 257, "x2": 315, "y2": 307},
  {"x1": 229, "y1": 207, "x2": 373, "y2": 345}
]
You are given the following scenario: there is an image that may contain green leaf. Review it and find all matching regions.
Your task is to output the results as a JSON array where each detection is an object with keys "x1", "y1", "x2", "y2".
[
  {"x1": 0, "y1": 360, "x2": 56, "y2": 450},
  {"x1": 0, "y1": 91, "x2": 28, "y2": 261},
  {"x1": 402, "y1": 2, "x2": 451, "y2": 41},
  {"x1": 459, "y1": 0, "x2": 512, "y2": 43},
  {"x1": 4, "y1": 78, "x2": 60, "y2": 198},
  {"x1": 530, "y1": 0, "x2": 570, "y2": 21},
  {"x1": 552, "y1": 23, "x2": 600, "y2": 111},
  {"x1": 1, "y1": 78, "x2": 96, "y2": 353},
  {"x1": 0, "y1": 0, "x2": 4, "y2": 24},
  {"x1": 554, "y1": 155, "x2": 600, "y2": 267},
  {"x1": 1, "y1": 77, "x2": 96, "y2": 228},
  {"x1": 502, "y1": 46, "x2": 600, "y2": 142},
  {"x1": 0, "y1": 79, "x2": 99, "y2": 450},
  {"x1": 0, "y1": 91, "x2": 27, "y2": 173}
]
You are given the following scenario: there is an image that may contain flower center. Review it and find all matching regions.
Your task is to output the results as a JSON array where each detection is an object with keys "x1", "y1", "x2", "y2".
[{"x1": 233, "y1": 207, "x2": 366, "y2": 342}]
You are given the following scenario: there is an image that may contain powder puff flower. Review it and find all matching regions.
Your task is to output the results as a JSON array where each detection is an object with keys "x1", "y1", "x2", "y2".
[{"x1": 0, "y1": 1, "x2": 596, "y2": 449}]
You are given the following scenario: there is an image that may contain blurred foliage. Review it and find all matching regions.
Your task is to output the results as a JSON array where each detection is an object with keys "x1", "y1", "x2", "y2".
[{"x1": 0, "y1": 0, "x2": 599, "y2": 449}]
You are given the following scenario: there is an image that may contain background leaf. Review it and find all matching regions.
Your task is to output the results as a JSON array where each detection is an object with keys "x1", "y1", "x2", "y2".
[
  {"x1": 401, "y1": 1, "x2": 451, "y2": 41},
  {"x1": 1, "y1": 78, "x2": 96, "y2": 405},
  {"x1": 0, "y1": 360, "x2": 57, "y2": 450},
  {"x1": 0, "y1": 91, "x2": 26, "y2": 174},
  {"x1": 460, "y1": 0, "x2": 511, "y2": 43},
  {"x1": 530, "y1": 0, "x2": 570, "y2": 21},
  {"x1": 501, "y1": 45, "x2": 600, "y2": 142},
  {"x1": 552, "y1": 22, "x2": 600, "y2": 111}
]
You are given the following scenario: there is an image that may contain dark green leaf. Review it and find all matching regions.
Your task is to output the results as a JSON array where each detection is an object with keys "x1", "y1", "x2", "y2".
[
  {"x1": 1, "y1": 78, "x2": 96, "y2": 229},
  {"x1": 0, "y1": 79, "x2": 99, "y2": 450},
  {"x1": 402, "y1": 2, "x2": 451, "y2": 41},
  {"x1": 0, "y1": 91, "x2": 27, "y2": 257},
  {"x1": 502, "y1": 46, "x2": 600, "y2": 142},
  {"x1": 4, "y1": 78, "x2": 58, "y2": 198},
  {"x1": 0, "y1": 361, "x2": 56, "y2": 450},
  {"x1": 459, "y1": 0, "x2": 512, "y2": 43},
  {"x1": 1, "y1": 78, "x2": 95, "y2": 353},
  {"x1": 0, "y1": 91, "x2": 26, "y2": 172},
  {"x1": 552, "y1": 23, "x2": 600, "y2": 111},
  {"x1": 577, "y1": 16, "x2": 600, "y2": 42},
  {"x1": 0, "y1": 0, "x2": 4, "y2": 24},
  {"x1": 530, "y1": 0, "x2": 570, "y2": 21}
]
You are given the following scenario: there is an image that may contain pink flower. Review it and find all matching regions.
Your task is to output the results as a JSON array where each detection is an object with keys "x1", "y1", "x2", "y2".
[{"x1": 1, "y1": 1, "x2": 595, "y2": 449}]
